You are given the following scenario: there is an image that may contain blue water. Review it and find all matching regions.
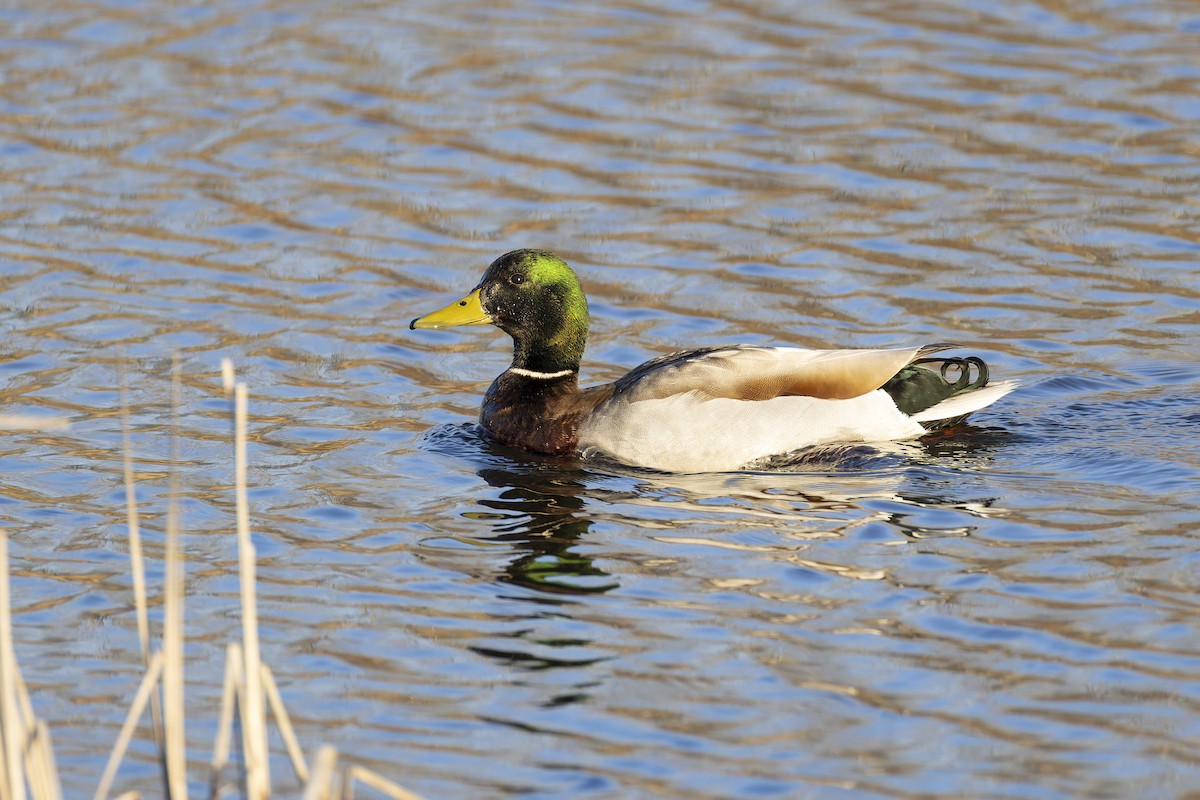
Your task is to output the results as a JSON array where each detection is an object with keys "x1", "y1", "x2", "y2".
[{"x1": 0, "y1": 1, "x2": 1198, "y2": 797}]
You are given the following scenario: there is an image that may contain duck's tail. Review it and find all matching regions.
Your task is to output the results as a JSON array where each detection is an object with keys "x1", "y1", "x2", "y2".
[
  {"x1": 910, "y1": 380, "x2": 1018, "y2": 426},
  {"x1": 882, "y1": 354, "x2": 1016, "y2": 429}
]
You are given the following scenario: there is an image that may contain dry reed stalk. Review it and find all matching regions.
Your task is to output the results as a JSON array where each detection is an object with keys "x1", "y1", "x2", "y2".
[
  {"x1": 118, "y1": 361, "x2": 167, "y2": 790},
  {"x1": 162, "y1": 359, "x2": 186, "y2": 800},
  {"x1": 24, "y1": 724, "x2": 52, "y2": 800},
  {"x1": 210, "y1": 360, "x2": 241, "y2": 800},
  {"x1": 236, "y1": 551, "x2": 268, "y2": 800},
  {"x1": 0, "y1": 719, "x2": 7, "y2": 800},
  {"x1": 11, "y1": 673, "x2": 32, "y2": 743},
  {"x1": 20, "y1": 734, "x2": 40, "y2": 800},
  {"x1": 98, "y1": 360, "x2": 427, "y2": 800},
  {"x1": 40, "y1": 721, "x2": 62, "y2": 800},
  {"x1": 93, "y1": 651, "x2": 165, "y2": 800},
  {"x1": 22, "y1": 724, "x2": 54, "y2": 800},
  {"x1": 234, "y1": 382, "x2": 268, "y2": 799},
  {"x1": 259, "y1": 664, "x2": 308, "y2": 783},
  {"x1": 12, "y1": 666, "x2": 60, "y2": 800},
  {"x1": 220, "y1": 360, "x2": 235, "y2": 401},
  {"x1": 0, "y1": 534, "x2": 26, "y2": 800},
  {"x1": 163, "y1": 551, "x2": 186, "y2": 800},
  {"x1": 301, "y1": 747, "x2": 338, "y2": 800},
  {"x1": 343, "y1": 767, "x2": 425, "y2": 800},
  {"x1": 208, "y1": 644, "x2": 241, "y2": 796}
]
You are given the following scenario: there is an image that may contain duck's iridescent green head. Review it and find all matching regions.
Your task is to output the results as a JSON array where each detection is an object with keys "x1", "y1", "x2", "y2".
[{"x1": 410, "y1": 249, "x2": 590, "y2": 374}]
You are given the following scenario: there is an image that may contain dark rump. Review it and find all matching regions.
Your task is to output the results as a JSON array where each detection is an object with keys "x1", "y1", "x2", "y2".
[{"x1": 882, "y1": 356, "x2": 990, "y2": 427}]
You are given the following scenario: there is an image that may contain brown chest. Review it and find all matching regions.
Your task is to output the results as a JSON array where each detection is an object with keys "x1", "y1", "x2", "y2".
[
  {"x1": 480, "y1": 400, "x2": 582, "y2": 455},
  {"x1": 479, "y1": 373, "x2": 611, "y2": 457}
]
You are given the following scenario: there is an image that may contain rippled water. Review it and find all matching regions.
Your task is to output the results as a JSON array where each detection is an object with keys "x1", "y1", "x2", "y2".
[{"x1": 2, "y1": 0, "x2": 1199, "y2": 797}]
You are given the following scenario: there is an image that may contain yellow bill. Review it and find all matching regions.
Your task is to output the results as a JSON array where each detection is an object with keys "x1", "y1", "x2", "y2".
[{"x1": 409, "y1": 288, "x2": 493, "y2": 330}]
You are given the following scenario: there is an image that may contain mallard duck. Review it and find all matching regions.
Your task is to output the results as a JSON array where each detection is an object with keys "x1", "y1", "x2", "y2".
[{"x1": 410, "y1": 249, "x2": 1016, "y2": 473}]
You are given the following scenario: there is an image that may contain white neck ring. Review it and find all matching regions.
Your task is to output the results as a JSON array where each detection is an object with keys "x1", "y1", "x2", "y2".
[{"x1": 508, "y1": 367, "x2": 575, "y2": 380}]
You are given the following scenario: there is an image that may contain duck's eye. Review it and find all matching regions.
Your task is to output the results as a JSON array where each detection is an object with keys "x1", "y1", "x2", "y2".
[{"x1": 509, "y1": 274, "x2": 525, "y2": 285}]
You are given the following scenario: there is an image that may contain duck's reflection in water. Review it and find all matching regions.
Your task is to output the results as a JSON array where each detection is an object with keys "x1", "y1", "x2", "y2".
[
  {"x1": 427, "y1": 422, "x2": 1012, "y2": 596},
  {"x1": 472, "y1": 461, "x2": 618, "y2": 596},
  {"x1": 426, "y1": 424, "x2": 1011, "y2": 689}
]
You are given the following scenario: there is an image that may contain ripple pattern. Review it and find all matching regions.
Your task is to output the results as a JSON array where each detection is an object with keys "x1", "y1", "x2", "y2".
[{"x1": 0, "y1": 1, "x2": 1198, "y2": 797}]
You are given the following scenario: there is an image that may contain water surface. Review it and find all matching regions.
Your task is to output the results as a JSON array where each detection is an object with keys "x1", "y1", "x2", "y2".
[{"x1": 1, "y1": 1, "x2": 1198, "y2": 797}]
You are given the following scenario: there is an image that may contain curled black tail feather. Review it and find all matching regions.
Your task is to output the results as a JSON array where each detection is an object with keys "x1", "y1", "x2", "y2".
[
  {"x1": 881, "y1": 355, "x2": 992, "y2": 428},
  {"x1": 910, "y1": 356, "x2": 989, "y2": 391}
]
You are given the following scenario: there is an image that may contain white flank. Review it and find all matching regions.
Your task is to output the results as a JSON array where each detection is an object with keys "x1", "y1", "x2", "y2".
[
  {"x1": 578, "y1": 389, "x2": 927, "y2": 473},
  {"x1": 508, "y1": 367, "x2": 575, "y2": 379},
  {"x1": 910, "y1": 380, "x2": 1019, "y2": 424}
]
